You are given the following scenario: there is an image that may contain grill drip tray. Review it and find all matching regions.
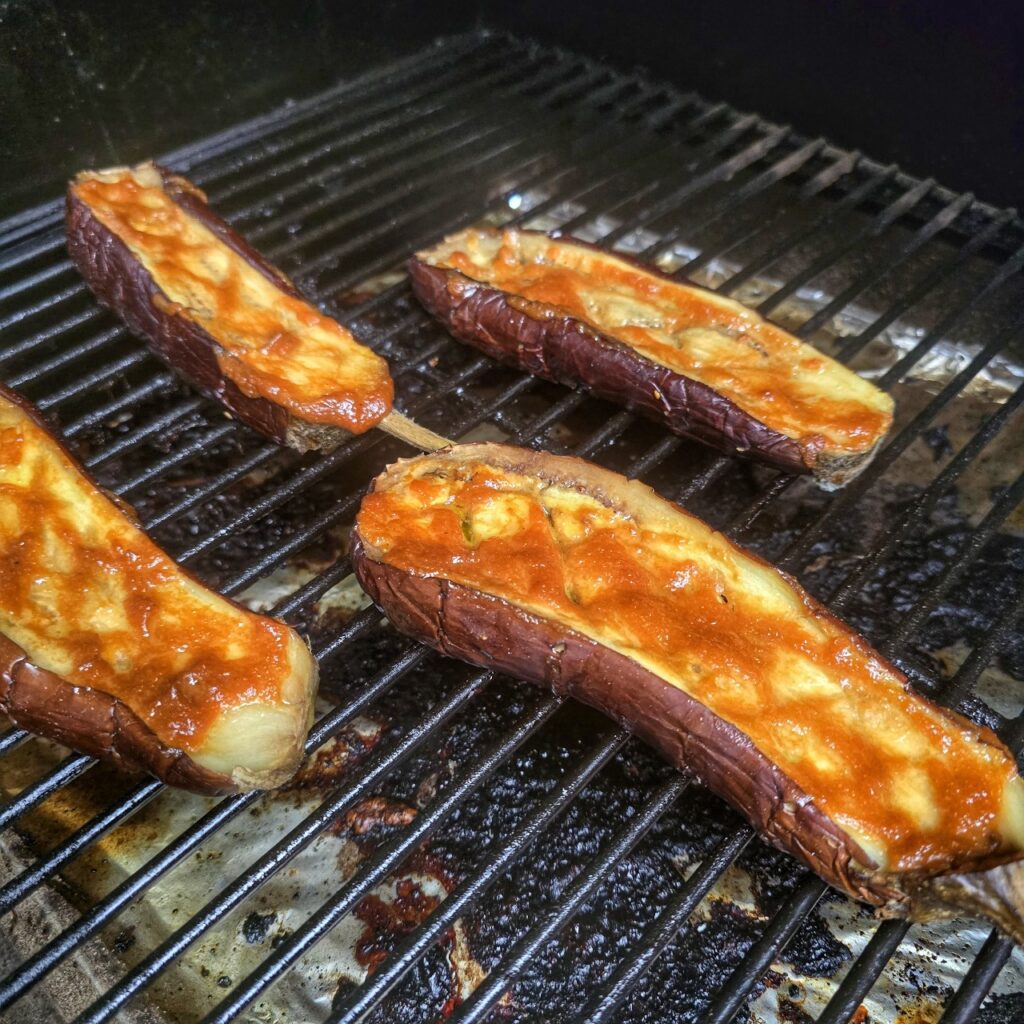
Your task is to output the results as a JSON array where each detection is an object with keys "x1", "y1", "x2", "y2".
[{"x1": 0, "y1": 30, "x2": 1022, "y2": 1024}]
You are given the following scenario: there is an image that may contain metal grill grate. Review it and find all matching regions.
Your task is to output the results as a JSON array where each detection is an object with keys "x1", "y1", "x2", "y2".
[{"x1": 1, "y1": 30, "x2": 1023, "y2": 1024}]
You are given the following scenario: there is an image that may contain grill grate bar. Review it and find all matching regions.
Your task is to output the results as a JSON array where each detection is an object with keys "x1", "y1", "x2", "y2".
[
  {"x1": 938, "y1": 930, "x2": 1015, "y2": 1024},
  {"x1": 0, "y1": 281, "x2": 91, "y2": 334},
  {"x1": 0, "y1": 641, "x2": 430, "y2": 1008},
  {"x1": 674, "y1": 149, "x2": 861, "y2": 277},
  {"x1": 593, "y1": 118, "x2": 790, "y2": 247},
  {"x1": 75, "y1": 664, "x2": 508, "y2": 1024},
  {"x1": 83, "y1": 396, "x2": 206, "y2": 469},
  {"x1": 199, "y1": 43, "x2": 517, "y2": 209},
  {"x1": 714, "y1": 163, "x2": 897, "y2": 294},
  {"x1": 17, "y1": 60, "x2": 664, "y2": 414},
  {"x1": 878, "y1": 248, "x2": 1024, "y2": 390},
  {"x1": 795, "y1": 189, "x2": 976, "y2": 338},
  {"x1": 0, "y1": 730, "x2": 28, "y2": 756},
  {"x1": 779, "y1": 319, "x2": 1024, "y2": 571},
  {"x1": 262, "y1": 63, "x2": 606, "y2": 265},
  {"x1": 1, "y1": 33, "x2": 1022, "y2": 1024},
  {"x1": 697, "y1": 874, "x2": 828, "y2": 1024},
  {"x1": 836, "y1": 209, "x2": 1017, "y2": 363},
  {"x1": 582, "y1": 828, "x2": 756, "y2": 1024},
  {"x1": 0, "y1": 779, "x2": 161, "y2": 913},
  {"x1": 634, "y1": 136, "x2": 832, "y2": 266},
  {"x1": 195, "y1": 694, "x2": 564, "y2": 1024},
  {"x1": 941, "y1": 592, "x2": 1024, "y2": 709},
  {"x1": 0, "y1": 34, "x2": 489, "y2": 274},
  {"x1": 1, "y1": 314, "x2": 117, "y2": 373},
  {"x1": 816, "y1": 920, "x2": 912, "y2": 1024},
  {"x1": 449, "y1": 777, "x2": 689, "y2": 1024},
  {"x1": 553, "y1": 110, "x2": 762, "y2": 237},
  {"x1": 328, "y1": 728, "x2": 631, "y2": 1024},
  {"x1": 884, "y1": 470, "x2": 1024, "y2": 652},
  {"x1": 755, "y1": 174, "x2": 935, "y2": 316},
  {"x1": 181, "y1": 36, "x2": 498, "y2": 188},
  {"x1": 826, "y1": 380, "x2": 1024, "y2": 609},
  {"x1": 118, "y1": 423, "x2": 240, "y2": 498},
  {"x1": 34, "y1": 350, "x2": 153, "y2": 411},
  {"x1": 62, "y1": 373, "x2": 178, "y2": 439},
  {"x1": 0, "y1": 754, "x2": 93, "y2": 832},
  {"x1": 315, "y1": 95, "x2": 716, "y2": 302}
]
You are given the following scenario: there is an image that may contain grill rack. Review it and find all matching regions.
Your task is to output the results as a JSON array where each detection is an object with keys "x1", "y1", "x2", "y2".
[{"x1": 0, "y1": 29, "x2": 1022, "y2": 1023}]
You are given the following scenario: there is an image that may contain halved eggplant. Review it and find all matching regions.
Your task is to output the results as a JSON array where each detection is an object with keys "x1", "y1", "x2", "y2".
[
  {"x1": 0, "y1": 386, "x2": 318, "y2": 793},
  {"x1": 352, "y1": 443, "x2": 1024, "y2": 940},
  {"x1": 409, "y1": 229, "x2": 894, "y2": 487},
  {"x1": 66, "y1": 162, "x2": 394, "y2": 450}
]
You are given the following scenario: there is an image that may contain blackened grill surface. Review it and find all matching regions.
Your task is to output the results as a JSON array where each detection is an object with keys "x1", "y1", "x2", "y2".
[{"x1": 1, "y1": 30, "x2": 1023, "y2": 1024}]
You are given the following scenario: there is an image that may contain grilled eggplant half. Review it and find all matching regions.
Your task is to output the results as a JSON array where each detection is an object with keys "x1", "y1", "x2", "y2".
[
  {"x1": 0, "y1": 386, "x2": 317, "y2": 793},
  {"x1": 352, "y1": 443, "x2": 1024, "y2": 940},
  {"x1": 66, "y1": 162, "x2": 394, "y2": 450},
  {"x1": 409, "y1": 229, "x2": 894, "y2": 488}
]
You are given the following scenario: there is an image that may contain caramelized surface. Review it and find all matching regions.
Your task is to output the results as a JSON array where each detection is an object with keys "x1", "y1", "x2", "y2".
[
  {"x1": 0, "y1": 397, "x2": 299, "y2": 752},
  {"x1": 426, "y1": 229, "x2": 893, "y2": 456},
  {"x1": 359, "y1": 451, "x2": 1024, "y2": 874},
  {"x1": 73, "y1": 165, "x2": 393, "y2": 434}
]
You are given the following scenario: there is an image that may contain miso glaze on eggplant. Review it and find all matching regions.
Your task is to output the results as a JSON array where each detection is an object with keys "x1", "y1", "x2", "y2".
[
  {"x1": 410, "y1": 229, "x2": 894, "y2": 487},
  {"x1": 353, "y1": 443, "x2": 1024, "y2": 941}
]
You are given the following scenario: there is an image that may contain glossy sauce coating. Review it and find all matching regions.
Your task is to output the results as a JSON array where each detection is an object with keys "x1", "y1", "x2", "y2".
[
  {"x1": 436, "y1": 230, "x2": 892, "y2": 455},
  {"x1": 74, "y1": 168, "x2": 393, "y2": 433},
  {"x1": 359, "y1": 461, "x2": 1023, "y2": 873},
  {"x1": 0, "y1": 399, "x2": 294, "y2": 749}
]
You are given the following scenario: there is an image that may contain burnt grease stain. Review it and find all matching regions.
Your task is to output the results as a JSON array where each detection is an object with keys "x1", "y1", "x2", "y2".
[
  {"x1": 40, "y1": 341, "x2": 1022, "y2": 1022},
  {"x1": 353, "y1": 880, "x2": 441, "y2": 976},
  {"x1": 329, "y1": 670, "x2": 853, "y2": 1024},
  {"x1": 241, "y1": 911, "x2": 276, "y2": 945}
]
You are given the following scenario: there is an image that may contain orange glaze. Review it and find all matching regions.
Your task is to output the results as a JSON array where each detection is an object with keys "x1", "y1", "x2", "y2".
[
  {"x1": 0, "y1": 407, "x2": 294, "y2": 749},
  {"x1": 74, "y1": 172, "x2": 393, "y2": 434},
  {"x1": 444, "y1": 236, "x2": 891, "y2": 454},
  {"x1": 359, "y1": 467, "x2": 1020, "y2": 874}
]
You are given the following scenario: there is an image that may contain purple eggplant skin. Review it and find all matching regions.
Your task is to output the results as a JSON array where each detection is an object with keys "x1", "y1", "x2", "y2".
[
  {"x1": 408, "y1": 232, "x2": 892, "y2": 488},
  {"x1": 0, "y1": 383, "x2": 318, "y2": 795},
  {"x1": 66, "y1": 164, "x2": 384, "y2": 452},
  {"x1": 352, "y1": 443, "x2": 1024, "y2": 943}
]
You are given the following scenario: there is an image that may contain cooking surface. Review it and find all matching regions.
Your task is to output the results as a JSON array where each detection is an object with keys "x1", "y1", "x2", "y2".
[{"x1": 0, "y1": 31, "x2": 1023, "y2": 1024}]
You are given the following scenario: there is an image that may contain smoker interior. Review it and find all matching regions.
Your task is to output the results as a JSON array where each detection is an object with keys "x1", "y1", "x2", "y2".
[{"x1": 1, "y1": 30, "x2": 1023, "y2": 1024}]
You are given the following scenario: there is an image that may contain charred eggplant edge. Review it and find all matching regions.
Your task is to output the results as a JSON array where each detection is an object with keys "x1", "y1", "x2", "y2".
[
  {"x1": 351, "y1": 442, "x2": 1024, "y2": 941},
  {"x1": 408, "y1": 234, "x2": 889, "y2": 488},
  {"x1": 0, "y1": 384, "x2": 318, "y2": 795},
  {"x1": 66, "y1": 165, "x2": 355, "y2": 453}
]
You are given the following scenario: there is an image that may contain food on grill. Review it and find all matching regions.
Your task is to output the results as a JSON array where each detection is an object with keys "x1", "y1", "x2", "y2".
[
  {"x1": 409, "y1": 228, "x2": 894, "y2": 488},
  {"x1": 66, "y1": 162, "x2": 394, "y2": 449},
  {"x1": 0, "y1": 386, "x2": 318, "y2": 793},
  {"x1": 352, "y1": 443, "x2": 1024, "y2": 939}
]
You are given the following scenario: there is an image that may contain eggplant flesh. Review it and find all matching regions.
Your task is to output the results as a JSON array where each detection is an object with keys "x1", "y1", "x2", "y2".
[
  {"x1": 353, "y1": 442, "x2": 1024, "y2": 941},
  {"x1": 0, "y1": 386, "x2": 317, "y2": 794},
  {"x1": 66, "y1": 162, "x2": 394, "y2": 449},
  {"x1": 409, "y1": 229, "x2": 894, "y2": 488}
]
